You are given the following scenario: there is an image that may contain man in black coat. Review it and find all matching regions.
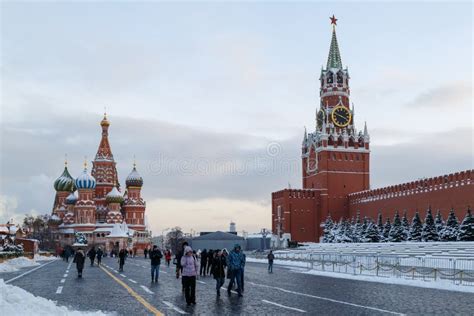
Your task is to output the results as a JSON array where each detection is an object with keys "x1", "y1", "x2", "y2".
[
  {"x1": 88, "y1": 247, "x2": 96, "y2": 266},
  {"x1": 96, "y1": 247, "x2": 103, "y2": 266},
  {"x1": 200, "y1": 249, "x2": 208, "y2": 276},
  {"x1": 212, "y1": 250, "x2": 227, "y2": 296},
  {"x1": 149, "y1": 245, "x2": 163, "y2": 282},
  {"x1": 118, "y1": 248, "x2": 127, "y2": 272},
  {"x1": 73, "y1": 248, "x2": 86, "y2": 278}
]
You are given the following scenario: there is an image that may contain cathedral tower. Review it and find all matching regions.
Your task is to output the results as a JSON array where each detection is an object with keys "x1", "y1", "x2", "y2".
[
  {"x1": 301, "y1": 15, "x2": 370, "y2": 221},
  {"x1": 122, "y1": 162, "x2": 146, "y2": 230},
  {"x1": 92, "y1": 112, "x2": 120, "y2": 221}
]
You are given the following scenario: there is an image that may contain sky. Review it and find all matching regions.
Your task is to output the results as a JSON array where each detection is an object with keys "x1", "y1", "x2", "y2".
[{"x1": 0, "y1": 1, "x2": 472, "y2": 235}]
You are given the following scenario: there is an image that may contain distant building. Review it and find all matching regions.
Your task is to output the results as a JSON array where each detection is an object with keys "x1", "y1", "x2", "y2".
[{"x1": 189, "y1": 231, "x2": 245, "y2": 251}]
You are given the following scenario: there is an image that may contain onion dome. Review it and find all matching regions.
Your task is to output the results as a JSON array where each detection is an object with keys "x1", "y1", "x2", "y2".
[
  {"x1": 101, "y1": 112, "x2": 110, "y2": 127},
  {"x1": 54, "y1": 163, "x2": 76, "y2": 192},
  {"x1": 106, "y1": 186, "x2": 124, "y2": 204},
  {"x1": 65, "y1": 192, "x2": 78, "y2": 205},
  {"x1": 75, "y1": 162, "x2": 96, "y2": 190},
  {"x1": 126, "y1": 163, "x2": 143, "y2": 187}
]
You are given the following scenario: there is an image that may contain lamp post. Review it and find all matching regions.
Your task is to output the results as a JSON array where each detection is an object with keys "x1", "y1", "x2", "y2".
[{"x1": 260, "y1": 228, "x2": 269, "y2": 251}]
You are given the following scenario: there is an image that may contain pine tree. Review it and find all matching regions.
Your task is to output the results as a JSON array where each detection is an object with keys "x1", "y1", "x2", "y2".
[
  {"x1": 401, "y1": 210, "x2": 410, "y2": 241},
  {"x1": 439, "y1": 209, "x2": 459, "y2": 241},
  {"x1": 389, "y1": 211, "x2": 405, "y2": 242},
  {"x1": 382, "y1": 218, "x2": 391, "y2": 241},
  {"x1": 422, "y1": 207, "x2": 439, "y2": 241},
  {"x1": 336, "y1": 218, "x2": 353, "y2": 243},
  {"x1": 457, "y1": 208, "x2": 474, "y2": 241},
  {"x1": 322, "y1": 215, "x2": 334, "y2": 243},
  {"x1": 364, "y1": 221, "x2": 380, "y2": 243},
  {"x1": 409, "y1": 211, "x2": 422, "y2": 241},
  {"x1": 352, "y1": 211, "x2": 363, "y2": 242},
  {"x1": 377, "y1": 212, "x2": 384, "y2": 235},
  {"x1": 434, "y1": 209, "x2": 444, "y2": 233}
]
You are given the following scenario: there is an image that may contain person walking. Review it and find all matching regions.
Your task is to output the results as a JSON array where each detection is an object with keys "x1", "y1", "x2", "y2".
[
  {"x1": 96, "y1": 247, "x2": 103, "y2": 266},
  {"x1": 206, "y1": 249, "x2": 214, "y2": 275},
  {"x1": 211, "y1": 250, "x2": 227, "y2": 297},
  {"x1": 165, "y1": 250, "x2": 172, "y2": 267},
  {"x1": 118, "y1": 248, "x2": 127, "y2": 272},
  {"x1": 88, "y1": 247, "x2": 96, "y2": 267},
  {"x1": 73, "y1": 248, "x2": 86, "y2": 278},
  {"x1": 180, "y1": 246, "x2": 198, "y2": 306},
  {"x1": 226, "y1": 244, "x2": 244, "y2": 297},
  {"x1": 149, "y1": 245, "x2": 163, "y2": 282},
  {"x1": 64, "y1": 247, "x2": 71, "y2": 263},
  {"x1": 144, "y1": 248, "x2": 148, "y2": 259},
  {"x1": 175, "y1": 242, "x2": 188, "y2": 292},
  {"x1": 267, "y1": 250, "x2": 275, "y2": 273},
  {"x1": 199, "y1": 249, "x2": 208, "y2": 276}
]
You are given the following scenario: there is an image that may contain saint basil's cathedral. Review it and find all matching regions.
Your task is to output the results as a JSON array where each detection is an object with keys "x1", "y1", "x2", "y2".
[
  {"x1": 271, "y1": 16, "x2": 474, "y2": 242},
  {"x1": 50, "y1": 114, "x2": 150, "y2": 252}
]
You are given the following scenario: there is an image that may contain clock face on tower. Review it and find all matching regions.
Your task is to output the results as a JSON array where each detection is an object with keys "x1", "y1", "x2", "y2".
[{"x1": 331, "y1": 106, "x2": 351, "y2": 127}]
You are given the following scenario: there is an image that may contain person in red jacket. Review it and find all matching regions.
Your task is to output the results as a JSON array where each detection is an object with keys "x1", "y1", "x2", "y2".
[{"x1": 165, "y1": 249, "x2": 172, "y2": 267}]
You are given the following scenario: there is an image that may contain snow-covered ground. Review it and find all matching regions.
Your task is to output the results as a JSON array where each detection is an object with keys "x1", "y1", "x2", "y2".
[
  {"x1": 0, "y1": 279, "x2": 112, "y2": 315},
  {"x1": 0, "y1": 255, "x2": 57, "y2": 272},
  {"x1": 247, "y1": 257, "x2": 474, "y2": 293}
]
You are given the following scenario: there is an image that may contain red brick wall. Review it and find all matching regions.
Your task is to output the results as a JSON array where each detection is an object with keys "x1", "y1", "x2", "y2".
[
  {"x1": 272, "y1": 189, "x2": 321, "y2": 242},
  {"x1": 349, "y1": 170, "x2": 474, "y2": 221}
]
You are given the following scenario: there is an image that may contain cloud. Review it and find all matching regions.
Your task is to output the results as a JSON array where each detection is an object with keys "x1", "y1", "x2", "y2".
[{"x1": 407, "y1": 83, "x2": 472, "y2": 108}]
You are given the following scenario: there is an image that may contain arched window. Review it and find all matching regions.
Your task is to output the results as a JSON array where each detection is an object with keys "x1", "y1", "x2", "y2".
[
  {"x1": 326, "y1": 72, "x2": 333, "y2": 84},
  {"x1": 337, "y1": 71, "x2": 343, "y2": 84}
]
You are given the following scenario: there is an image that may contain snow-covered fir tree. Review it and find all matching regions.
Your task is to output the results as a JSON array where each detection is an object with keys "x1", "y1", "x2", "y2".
[
  {"x1": 352, "y1": 211, "x2": 363, "y2": 242},
  {"x1": 364, "y1": 220, "x2": 380, "y2": 242},
  {"x1": 335, "y1": 218, "x2": 353, "y2": 243},
  {"x1": 376, "y1": 212, "x2": 384, "y2": 235},
  {"x1": 421, "y1": 207, "x2": 439, "y2": 241},
  {"x1": 439, "y1": 209, "x2": 459, "y2": 241},
  {"x1": 401, "y1": 210, "x2": 410, "y2": 241},
  {"x1": 382, "y1": 218, "x2": 391, "y2": 241},
  {"x1": 434, "y1": 209, "x2": 444, "y2": 234},
  {"x1": 457, "y1": 208, "x2": 474, "y2": 241},
  {"x1": 388, "y1": 211, "x2": 405, "y2": 242},
  {"x1": 322, "y1": 214, "x2": 334, "y2": 243},
  {"x1": 409, "y1": 211, "x2": 423, "y2": 241}
]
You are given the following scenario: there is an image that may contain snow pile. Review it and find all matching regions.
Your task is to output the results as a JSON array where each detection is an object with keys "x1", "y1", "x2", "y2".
[
  {"x1": 0, "y1": 256, "x2": 42, "y2": 272},
  {"x1": 0, "y1": 279, "x2": 112, "y2": 315},
  {"x1": 246, "y1": 257, "x2": 310, "y2": 268},
  {"x1": 34, "y1": 254, "x2": 58, "y2": 261}
]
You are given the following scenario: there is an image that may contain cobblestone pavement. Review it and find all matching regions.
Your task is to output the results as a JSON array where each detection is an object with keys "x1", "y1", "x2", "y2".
[{"x1": 2, "y1": 257, "x2": 474, "y2": 315}]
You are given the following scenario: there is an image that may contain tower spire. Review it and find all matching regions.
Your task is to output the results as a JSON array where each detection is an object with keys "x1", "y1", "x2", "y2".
[{"x1": 327, "y1": 15, "x2": 343, "y2": 69}]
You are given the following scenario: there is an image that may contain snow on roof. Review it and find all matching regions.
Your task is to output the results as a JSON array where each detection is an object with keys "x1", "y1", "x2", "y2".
[
  {"x1": 0, "y1": 226, "x2": 9, "y2": 234},
  {"x1": 94, "y1": 227, "x2": 112, "y2": 233},
  {"x1": 59, "y1": 228, "x2": 75, "y2": 234},
  {"x1": 107, "y1": 223, "x2": 128, "y2": 238}
]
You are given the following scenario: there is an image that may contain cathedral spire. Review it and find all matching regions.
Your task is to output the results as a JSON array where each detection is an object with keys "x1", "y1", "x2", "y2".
[
  {"x1": 95, "y1": 113, "x2": 114, "y2": 161},
  {"x1": 327, "y1": 15, "x2": 343, "y2": 69}
]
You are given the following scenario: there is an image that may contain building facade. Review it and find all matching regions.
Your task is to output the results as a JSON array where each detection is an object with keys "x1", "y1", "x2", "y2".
[
  {"x1": 271, "y1": 17, "x2": 474, "y2": 242},
  {"x1": 50, "y1": 114, "x2": 150, "y2": 252}
]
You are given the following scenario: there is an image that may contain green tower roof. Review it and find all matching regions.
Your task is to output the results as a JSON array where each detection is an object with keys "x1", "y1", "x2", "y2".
[{"x1": 326, "y1": 26, "x2": 343, "y2": 69}]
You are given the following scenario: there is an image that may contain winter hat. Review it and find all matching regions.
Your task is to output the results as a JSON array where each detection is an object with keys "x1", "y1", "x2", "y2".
[
  {"x1": 184, "y1": 246, "x2": 193, "y2": 254},
  {"x1": 234, "y1": 243, "x2": 241, "y2": 249}
]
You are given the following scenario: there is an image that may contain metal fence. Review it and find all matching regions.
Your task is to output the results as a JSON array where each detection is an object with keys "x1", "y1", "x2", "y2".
[{"x1": 254, "y1": 252, "x2": 474, "y2": 286}]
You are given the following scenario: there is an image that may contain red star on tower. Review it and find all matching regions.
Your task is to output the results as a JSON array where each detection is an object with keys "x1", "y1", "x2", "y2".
[{"x1": 330, "y1": 14, "x2": 338, "y2": 26}]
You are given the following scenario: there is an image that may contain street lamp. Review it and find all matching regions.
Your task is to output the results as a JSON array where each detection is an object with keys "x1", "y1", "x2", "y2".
[{"x1": 260, "y1": 228, "x2": 269, "y2": 251}]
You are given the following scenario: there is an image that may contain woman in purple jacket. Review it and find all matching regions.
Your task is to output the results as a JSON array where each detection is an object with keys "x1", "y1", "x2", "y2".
[{"x1": 180, "y1": 246, "x2": 199, "y2": 306}]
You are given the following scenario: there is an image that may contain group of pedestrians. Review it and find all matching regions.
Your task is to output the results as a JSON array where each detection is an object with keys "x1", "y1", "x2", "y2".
[{"x1": 173, "y1": 242, "x2": 246, "y2": 306}]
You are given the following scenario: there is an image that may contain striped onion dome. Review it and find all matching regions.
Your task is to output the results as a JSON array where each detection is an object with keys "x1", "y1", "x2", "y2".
[
  {"x1": 65, "y1": 192, "x2": 78, "y2": 205},
  {"x1": 54, "y1": 165, "x2": 76, "y2": 192},
  {"x1": 75, "y1": 165, "x2": 96, "y2": 190},
  {"x1": 126, "y1": 165, "x2": 143, "y2": 187},
  {"x1": 106, "y1": 186, "x2": 124, "y2": 204}
]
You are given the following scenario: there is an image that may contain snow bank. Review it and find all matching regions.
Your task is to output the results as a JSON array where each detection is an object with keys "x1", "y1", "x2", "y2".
[
  {"x1": 34, "y1": 254, "x2": 59, "y2": 261},
  {"x1": 303, "y1": 269, "x2": 474, "y2": 294},
  {"x1": 0, "y1": 255, "x2": 57, "y2": 272},
  {"x1": 246, "y1": 257, "x2": 311, "y2": 268},
  {"x1": 0, "y1": 279, "x2": 112, "y2": 315}
]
